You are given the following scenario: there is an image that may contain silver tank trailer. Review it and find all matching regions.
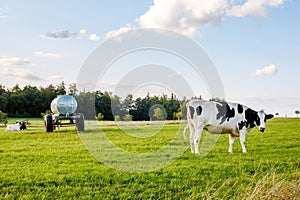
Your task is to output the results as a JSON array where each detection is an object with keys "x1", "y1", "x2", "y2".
[
  {"x1": 44, "y1": 95, "x2": 84, "y2": 132},
  {"x1": 51, "y1": 95, "x2": 78, "y2": 115}
]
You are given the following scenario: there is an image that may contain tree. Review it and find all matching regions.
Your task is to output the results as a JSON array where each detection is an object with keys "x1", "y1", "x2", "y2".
[
  {"x1": 76, "y1": 91, "x2": 96, "y2": 120},
  {"x1": 0, "y1": 85, "x2": 8, "y2": 112},
  {"x1": 173, "y1": 111, "x2": 182, "y2": 120},
  {"x1": 95, "y1": 113, "x2": 104, "y2": 121},
  {"x1": 153, "y1": 107, "x2": 165, "y2": 120},
  {"x1": 68, "y1": 83, "x2": 77, "y2": 96},
  {"x1": 22, "y1": 85, "x2": 44, "y2": 117},
  {"x1": 11, "y1": 84, "x2": 21, "y2": 93},
  {"x1": 56, "y1": 81, "x2": 66, "y2": 95},
  {"x1": 123, "y1": 114, "x2": 133, "y2": 121},
  {"x1": 295, "y1": 110, "x2": 299, "y2": 118},
  {"x1": 95, "y1": 91, "x2": 113, "y2": 120},
  {"x1": 0, "y1": 110, "x2": 7, "y2": 119}
]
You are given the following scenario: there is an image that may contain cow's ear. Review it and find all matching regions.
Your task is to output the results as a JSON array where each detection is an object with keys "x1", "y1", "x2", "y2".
[{"x1": 266, "y1": 114, "x2": 274, "y2": 120}]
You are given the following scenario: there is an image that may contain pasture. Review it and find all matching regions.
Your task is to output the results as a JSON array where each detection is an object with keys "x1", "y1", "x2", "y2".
[{"x1": 0, "y1": 118, "x2": 299, "y2": 199}]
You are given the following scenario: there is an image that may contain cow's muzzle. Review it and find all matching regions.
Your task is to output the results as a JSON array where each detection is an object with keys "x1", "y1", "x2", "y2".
[{"x1": 259, "y1": 127, "x2": 265, "y2": 132}]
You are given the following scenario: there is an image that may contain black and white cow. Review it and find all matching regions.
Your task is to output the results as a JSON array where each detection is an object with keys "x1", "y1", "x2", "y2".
[{"x1": 183, "y1": 100, "x2": 274, "y2": 154}]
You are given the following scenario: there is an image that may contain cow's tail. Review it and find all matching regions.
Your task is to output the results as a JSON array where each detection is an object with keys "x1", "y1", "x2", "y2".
[
  {"x1": 183, "y1": 101, "x2": 190, "y2": 140},
  {"x1": 183, "y1": 124, "x2": 189, "y2": 140}
]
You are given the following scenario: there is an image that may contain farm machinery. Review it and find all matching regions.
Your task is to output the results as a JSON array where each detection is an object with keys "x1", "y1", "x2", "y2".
[{"x1": 44, "y1": 95, "x2": 84, "y2": 132}]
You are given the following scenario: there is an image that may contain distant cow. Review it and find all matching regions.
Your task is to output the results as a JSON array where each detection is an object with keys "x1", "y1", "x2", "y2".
[
  {"x1": 19, "y1": 121, "x2": 27, "y2": 130},
  {"x1": 6, "y1": 124, "x2": 20, "y2": 131},
  {"x1": 184, "y1": 100, "x2": 274, "y2": 154},
  {"x1": 5, "y1": 121, "x2": 27, "y2": 131}
]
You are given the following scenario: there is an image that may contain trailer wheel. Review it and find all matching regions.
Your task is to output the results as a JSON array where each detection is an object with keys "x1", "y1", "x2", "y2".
[
  {"x1": 45, "y1": 114, "x2": 53, "y2": 132},
  {"x1": 76, "y1": 113, "x2": 85, "y2": 131}
]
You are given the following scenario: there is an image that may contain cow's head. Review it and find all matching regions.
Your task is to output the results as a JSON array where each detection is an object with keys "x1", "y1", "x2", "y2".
[{"x1": 256, "y1": 110, "x2": 274, "y2": 132}]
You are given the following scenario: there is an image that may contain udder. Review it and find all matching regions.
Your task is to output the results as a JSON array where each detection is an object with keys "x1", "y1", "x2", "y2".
[{"x1": 204, "y1": 125, "x2": 239, "y2": 136}]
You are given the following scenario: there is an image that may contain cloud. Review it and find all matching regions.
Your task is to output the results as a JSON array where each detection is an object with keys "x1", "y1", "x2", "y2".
[
  {"x1": 0, "y1": 56, "x2": 30, "y2": 66},
  {"x1": 1, "y1": 68, "x2": 42, "y2": 81},
  {"x1": 46, "y1": 75, "x2": 64, "y2": 81},
  {"x1": 1, "y1": 68, "x2": 64, "y2": 82},
  {"x1": 136, "y1": 0, "x2": 228, "y2": 37},
  {"x1": 78, "y1": 29, "x2": 87, "y2": 38},
  {"x1": 34, "y1": 51, "x2": 65, "y2": 59},
  {"x1": 42, "y1": 29, "x2": 87, "y2": 40},
  {"x1": 227, "y1": 0, "x2": 285, "y2": 17},
  {"x1": 104, "y1": 0, "x2": 286, "y2": 39},
  {"x1": 104, "y1": 24, "x2": 136, "y2": 39},
  {"x1": 0, "y1": 8, "x2": 8, "y2": 21},
  {"x1": 89, "y1": 33, "x2": 100, "y2": 41},
  {"x1": 255, "y1": 64, "x2": 278, "y2": 76}
]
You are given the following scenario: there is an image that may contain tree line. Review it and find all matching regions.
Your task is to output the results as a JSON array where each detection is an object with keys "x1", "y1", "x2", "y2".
[{"x1": 0, "y1": 82, "x2": 190, "y2": 120}]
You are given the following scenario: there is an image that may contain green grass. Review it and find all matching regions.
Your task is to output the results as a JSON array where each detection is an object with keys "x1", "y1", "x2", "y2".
[{"x1": 0, "y1": 118, "x2": 299, "y2": 199}]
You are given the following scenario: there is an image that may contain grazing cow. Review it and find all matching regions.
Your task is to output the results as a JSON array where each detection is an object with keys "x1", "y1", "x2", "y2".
[{"x1": 184, "y1": 100, "x2": 274, "y2": 154}]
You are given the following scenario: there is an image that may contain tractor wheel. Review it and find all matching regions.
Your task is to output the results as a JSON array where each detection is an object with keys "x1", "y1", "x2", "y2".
[
  {"x1": 76, "y1": 113, "x2": 85, "y2": 131},
  {"x1": 45, "y1": 114, "x2": 53, "y2": 132}
]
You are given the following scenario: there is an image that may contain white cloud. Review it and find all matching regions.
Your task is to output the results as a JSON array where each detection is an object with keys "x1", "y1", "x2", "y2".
[
  {"x1": 1, "y1": 68, "x2": 64, "y2": 83},
  {"x1": 34, "y1": 51, "x2": 65, "y2": 59},
  {"x1": 77, "y1": 29, "x2": 87, "y2": 39},
  {"x1": 42, "y1": 29, "x2": 86, "y2": 40},
  {"x1": 137, "y1": 0, "x2": 228, "y2": 37},
  {"x1": 227, "y1": 0, "x2": 285, "y2": 17},
  {"x1": 0, "y1": 56, "x2": 30, "y2": 66},
  {"x1": 104, "y1": 0, "x2": 286, "y2": 39},
  {"x1": 89, "y1": 33, "x2": 100, "y2": 41},
  {"x1": 104, "y1": 24, "x2": 136, "y2": 39},
  {"x1": 46, "y1": 75, "x2": 64, "y2": 81},
  {"x1": 1, "y1": 68, "x2": 42, "y2": 81},
  {"x1": 255, "y1": 64, "x2": 278, "y2": 76},
  {"x1": 0, "y1": 8, "x2": 8, "y2": 21}
]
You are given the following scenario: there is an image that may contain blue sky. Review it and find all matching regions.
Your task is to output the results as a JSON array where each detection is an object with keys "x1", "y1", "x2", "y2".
[{"x1": 0, "y1": 0, "x2": 299, "y2": 116}]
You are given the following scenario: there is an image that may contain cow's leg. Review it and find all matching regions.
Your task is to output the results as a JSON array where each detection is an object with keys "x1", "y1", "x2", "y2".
[
  {"x1": 239, "y1": 130, "x2": 247, "y2": 153},
  {"x1": 189, "y1": 127, "x2": 195, "y2": 154},
  {"x1": 194, "y1": 127, "x2": 203, "y2": 154},
  {"x1": 228, "y1": 135, "x2": 235, "y2": 153}
]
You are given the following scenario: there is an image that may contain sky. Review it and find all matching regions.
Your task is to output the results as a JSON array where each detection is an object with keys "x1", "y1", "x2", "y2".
[{"x1": 0, "y1": 0, "x2": 299, "y2": 117}]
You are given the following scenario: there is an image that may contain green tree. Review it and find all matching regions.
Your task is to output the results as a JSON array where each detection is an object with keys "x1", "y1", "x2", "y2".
[
  {"x1": 0, "y1": 110, "x2": 7, "y2": 119},
  {"x1": 7, "y1": 93, "x2": 25, "y2": 116},
  {"x1": 173, "y1": 111, "x2": 182, "y2": 120},
  {"x1": 76, "y1": 91, "x2": 96, "y2": 120},
  {"x1": 56, "y1": 81, "x2": 66, "y2": 95},
  {"x1": 95, "y1": 91, "x2": 113, "y2": 120},
  {"x1": 40, "y1": 84, "x2": 57, "y2": 112},
  {"x1": 153, "y1": 107, "x2": 165, "y2": 120},
  {"x1": 68, "y1": 83, "x2": 77, "y2": 96},
  {"x1": 95, "y1": 113, "x2": 104, "y2": 121},
  {"x1": 11, "y1": 84, "x2": 21, "y2": 93},
  {"x1": 22, "y1": 85, "x2": 44, "y2": 117},
  {"x1": 123, "y1": 114, "x2": 133, "y2": 121},
  {"x1": 114, "y1": 115, "x2": 121, "y2": 121},
  {"x1": 295, "y1": 110, "x2": 299, "y2": 118},
  {"x1": 0, "y1": 85, "x2": 8, "y2": 112}
]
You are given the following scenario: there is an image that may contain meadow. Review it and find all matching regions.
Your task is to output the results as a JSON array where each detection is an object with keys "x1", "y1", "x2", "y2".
[{"x1": 0, "y1": 118, "x2": 299, "y2": 199}]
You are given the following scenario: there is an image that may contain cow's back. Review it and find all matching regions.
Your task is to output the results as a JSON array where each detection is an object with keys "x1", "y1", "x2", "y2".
[{"x1": 187, "y1": 100, "x2": 247, "y2": 134}]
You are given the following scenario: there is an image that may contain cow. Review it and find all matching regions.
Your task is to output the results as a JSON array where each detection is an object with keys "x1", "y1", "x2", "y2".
[
  {"x1": 183, "y1": 100, "x2": 274, "y2": 154},
  {"x1": 6, "y1": 124, "x2": 20, "y2": 131},
  {"x1": 5, "y1": 121, "x2": 27, "y2": 131}
]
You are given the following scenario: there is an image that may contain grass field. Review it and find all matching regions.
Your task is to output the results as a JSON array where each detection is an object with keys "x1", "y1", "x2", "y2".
[{"x1": 0, "y1": 118, "x2": 299, "y2": 199}]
